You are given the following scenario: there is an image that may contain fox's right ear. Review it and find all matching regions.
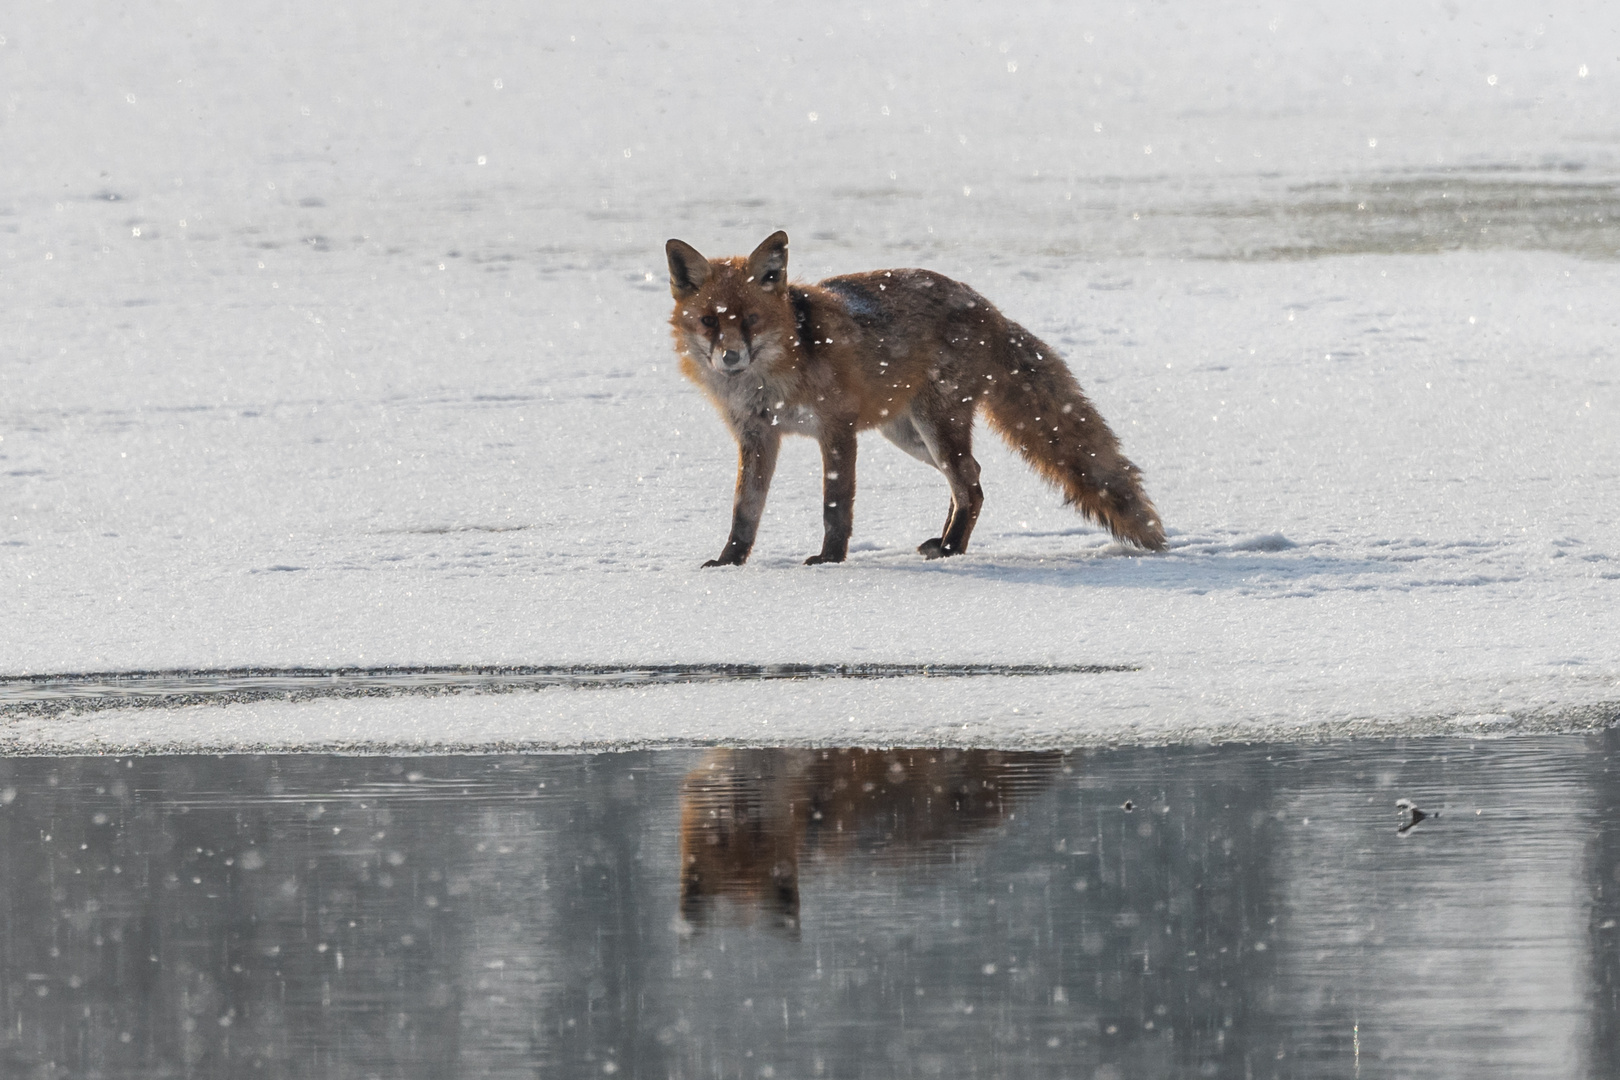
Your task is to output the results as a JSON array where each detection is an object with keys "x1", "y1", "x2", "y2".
[{"x1": 666, "y1": 239, "x2": 711, "y2": 299}]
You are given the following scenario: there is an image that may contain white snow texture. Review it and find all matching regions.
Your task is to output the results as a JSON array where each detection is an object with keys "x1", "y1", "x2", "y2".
[{"x1": 2, "y1": 0, "x2": 1617, "y2": 751}]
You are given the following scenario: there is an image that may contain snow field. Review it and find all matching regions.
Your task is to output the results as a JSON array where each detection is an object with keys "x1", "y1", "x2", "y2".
[{"x1": 2, "y1": 0, "x2": 1617, "y2": 749}]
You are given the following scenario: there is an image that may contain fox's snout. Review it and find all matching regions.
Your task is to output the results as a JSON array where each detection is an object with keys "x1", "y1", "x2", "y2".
[{"x1": 712, "y1": 344, "x2": 751, "y2": 373}]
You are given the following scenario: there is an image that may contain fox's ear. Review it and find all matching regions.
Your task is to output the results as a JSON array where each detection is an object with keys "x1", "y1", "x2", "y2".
[
  {"x1": 747, "y1": 230, "x2": 789, "y2": 292},
  {"x1": 679, "y1": 869, "x2": 708, "y2": 927},
  {"x1": 666, "y1": 239, "x2": 711, "y2": 299},
  {"x1": 771, "y1": 860, "x2": 800, "y2": 926}
]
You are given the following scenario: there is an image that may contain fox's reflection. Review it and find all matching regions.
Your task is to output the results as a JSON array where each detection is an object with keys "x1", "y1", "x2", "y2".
[{"x1": 678, "y1": 748, "x2": 1066, "y2": 930}]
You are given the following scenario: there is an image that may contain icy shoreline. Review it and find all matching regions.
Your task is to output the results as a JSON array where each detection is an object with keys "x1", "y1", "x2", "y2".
[
  {"x1": 3, "y1": 674, "x2": 1617, "y2": 757},
  {"x1": 4, "y1": 702, "x2": 1617, "y2": 758}
]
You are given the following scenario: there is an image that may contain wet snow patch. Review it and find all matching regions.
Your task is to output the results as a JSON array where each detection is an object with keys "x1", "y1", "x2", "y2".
[{"x1": 1229, "y1": 532, "x2": 1298, "y2": 553}]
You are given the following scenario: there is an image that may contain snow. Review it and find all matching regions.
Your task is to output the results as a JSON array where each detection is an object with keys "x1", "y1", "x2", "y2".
[{"x1": 2, "y1": 0, "x2": 1617, "y2": 752}]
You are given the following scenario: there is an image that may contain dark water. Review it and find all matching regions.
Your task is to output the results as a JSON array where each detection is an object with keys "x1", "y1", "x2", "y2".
[
  {"x1": 0, "y1": 664, "x2": 1128, "y2": 718},
  {"x1": 3, "y1": 734, "x2": 1619, "y2": 1079}
]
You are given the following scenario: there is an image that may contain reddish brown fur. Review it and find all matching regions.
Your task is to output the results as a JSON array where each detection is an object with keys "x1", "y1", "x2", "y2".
[{"x1": 667, "y1": 231, "x2": 1165, "y2": 566}]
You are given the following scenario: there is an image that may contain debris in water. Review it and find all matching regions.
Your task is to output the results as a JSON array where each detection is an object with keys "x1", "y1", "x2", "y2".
[{"x1": 1395, "y1": 798, "x2": 1435, "y2": 835}]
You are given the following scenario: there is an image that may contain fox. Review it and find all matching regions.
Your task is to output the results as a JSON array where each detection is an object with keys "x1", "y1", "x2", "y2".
[
  {"x1": 665, "y1": 230, "x2": 1166, "y2": 567},
  {"x1": 678, "y1": 747, "x2": 1066, "y2": 930}
]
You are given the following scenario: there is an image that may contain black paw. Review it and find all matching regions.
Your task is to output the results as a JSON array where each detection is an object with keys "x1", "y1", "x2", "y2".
[
  {"x1": 917, "y1": 538, "x2": 957, "y2": 560},
  {"x1": 702, "y1": 557, "x2": 742, "y2": 568},
  {"x1": 804, "y1": 553, "x2": 846, "y2": 566}
]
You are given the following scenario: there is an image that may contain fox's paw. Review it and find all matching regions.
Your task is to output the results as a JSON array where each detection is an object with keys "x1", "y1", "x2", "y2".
[
  {"x1": 917, "y1": 538, "x2": 959, "y2": 560},
  {"x1": 701, "y1": 556, "x2": 743, "y2": 568},
  {"x1": 803, "y1": 553, "x2": 846, "y2": 566}
]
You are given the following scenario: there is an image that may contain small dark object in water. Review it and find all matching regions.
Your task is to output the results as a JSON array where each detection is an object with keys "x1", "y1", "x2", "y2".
[
  {"x1": 1122, "y1": 800, "x2": 1135, "y2": 812},
  {"x1": 1395, "y1": 798, "x2": 1436, "y2": 835}
]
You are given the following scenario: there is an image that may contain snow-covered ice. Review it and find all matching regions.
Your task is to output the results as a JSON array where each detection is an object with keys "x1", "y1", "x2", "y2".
[{"x1": 2, "y1": 0, "x2": 1617, "y2": 751}]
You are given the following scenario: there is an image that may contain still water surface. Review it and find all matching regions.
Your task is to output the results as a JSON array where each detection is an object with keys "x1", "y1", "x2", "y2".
[{"x1": 2, "y1": 735, "x2": 1618, "y2": 1078}]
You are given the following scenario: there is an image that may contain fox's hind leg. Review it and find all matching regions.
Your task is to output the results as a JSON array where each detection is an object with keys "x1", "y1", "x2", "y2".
[
  {"x1": 905, "y1": 398, "x2": 983, "y2": 559},
  {"x1": 879, "y1": 413, "x2": 954, "y2": 541},
  {"x1": 877, "y1": 414, "x2": 936, "y2": 467}
]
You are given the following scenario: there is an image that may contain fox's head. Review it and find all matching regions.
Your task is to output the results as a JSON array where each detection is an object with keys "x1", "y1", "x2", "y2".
[
  {"x1": 678, "y1": 755, "x2": 801, "y2": 933},
  {"x1": 665, "y1": 231, "x2": 792, "y2": 377}
]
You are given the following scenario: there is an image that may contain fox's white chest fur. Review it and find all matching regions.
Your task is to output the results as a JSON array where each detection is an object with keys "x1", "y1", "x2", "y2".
[{"x1": 705, "y1": 367, "x2": 816, "y2": 437}]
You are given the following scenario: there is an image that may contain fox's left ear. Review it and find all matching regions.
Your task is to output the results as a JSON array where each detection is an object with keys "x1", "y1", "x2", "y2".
[{"x1": 747, "y1": 230, "x2": 789, "y2": 292}]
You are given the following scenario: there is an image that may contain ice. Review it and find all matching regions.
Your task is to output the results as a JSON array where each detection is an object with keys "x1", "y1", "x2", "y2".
[{"x1": 1, "y1": 0, "x2": 1617, "y2": 751}]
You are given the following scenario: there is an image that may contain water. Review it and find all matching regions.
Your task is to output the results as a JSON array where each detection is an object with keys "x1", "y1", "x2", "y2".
[
  {"x1": 3, "y1": 734, "x2": 1618, "y2": 1078},
  {"x1": 0, "y1": 665, "x2": 1131, "y2": 717}
]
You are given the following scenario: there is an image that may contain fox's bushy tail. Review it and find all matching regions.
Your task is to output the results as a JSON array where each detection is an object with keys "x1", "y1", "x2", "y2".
[{"x1": 981, "y1": 325, "x2": 1166, "y2": 550}]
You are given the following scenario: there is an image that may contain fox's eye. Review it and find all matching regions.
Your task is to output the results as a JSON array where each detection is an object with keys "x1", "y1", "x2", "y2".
[
  {"x1": 745, "y1": 313, "x2": 761, "y2": 326},
  {"x1": 700, "y1": 315, "x2": 718, "y2": 329}
]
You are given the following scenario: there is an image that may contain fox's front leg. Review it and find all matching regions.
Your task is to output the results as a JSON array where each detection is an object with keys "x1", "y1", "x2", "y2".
[
  {"x1": 805, "y1": 425, "x2": 856, "y2": 565},
  {"x1": 703, "y1": 429, "x2": 781, "y2": 567}
]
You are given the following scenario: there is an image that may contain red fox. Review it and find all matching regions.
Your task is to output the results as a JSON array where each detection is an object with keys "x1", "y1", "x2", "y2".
[{"x1": 666, "y1": 230, "x2": 1166, "y2": 566}]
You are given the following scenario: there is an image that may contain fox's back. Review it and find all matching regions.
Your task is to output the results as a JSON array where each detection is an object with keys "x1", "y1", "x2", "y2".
[
  {"x1": 797, "y1": 269, "x2": 1010, "y2": 411},
  {"x1": 814, "y1": 268, "x2": 997, "y2": 344}
]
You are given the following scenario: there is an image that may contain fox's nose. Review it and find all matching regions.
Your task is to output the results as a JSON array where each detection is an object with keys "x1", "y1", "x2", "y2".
[{"x1": 721, "y1": 349, "x2": 745, "y2": 370}]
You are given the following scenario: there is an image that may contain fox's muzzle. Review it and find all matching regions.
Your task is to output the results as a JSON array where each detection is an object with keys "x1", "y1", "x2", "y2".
[{"x1": 713, "y1": 346, "x2": 750, "y2": 373}]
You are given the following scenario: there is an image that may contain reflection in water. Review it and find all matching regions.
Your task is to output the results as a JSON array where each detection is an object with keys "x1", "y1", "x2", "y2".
[
  {"x1": 679, "y1": 749, "x2": 1064, "y2": 930},
  {"x1": 0, "y1": 737, "x2": 1615, "y2": 1078}
]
